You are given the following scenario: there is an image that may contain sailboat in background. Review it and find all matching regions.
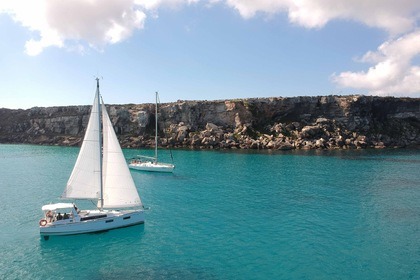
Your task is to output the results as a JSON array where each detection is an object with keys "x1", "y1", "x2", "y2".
[
  {"x1": 129, "y1": 92, "x2": 175, "y2": 173},
  {"x1": 39, "y1": 78, "x2": 144, "y2": 240}
]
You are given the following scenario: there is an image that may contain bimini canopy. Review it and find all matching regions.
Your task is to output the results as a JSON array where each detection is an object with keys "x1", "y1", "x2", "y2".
[{"x1": 41, "y1": 203, "x2": 74, "y2": 211}]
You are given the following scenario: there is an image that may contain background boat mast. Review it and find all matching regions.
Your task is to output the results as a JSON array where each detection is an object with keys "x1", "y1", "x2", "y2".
[{"x1": 155, "y1": 92, "x2": 158, "y2": 163}]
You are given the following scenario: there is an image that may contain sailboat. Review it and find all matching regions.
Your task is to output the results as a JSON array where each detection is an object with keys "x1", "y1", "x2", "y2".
[
  {"x1": 128, "y1": 92, "x2": 175, "y2": 173},
  {"x1": 39, "y1": 78, "x2": 144, "y2": 239}
]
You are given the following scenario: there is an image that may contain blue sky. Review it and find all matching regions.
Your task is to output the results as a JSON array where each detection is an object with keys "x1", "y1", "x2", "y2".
[{"x1": 1, "y1": 0, "x2": 419, "y2": 109}]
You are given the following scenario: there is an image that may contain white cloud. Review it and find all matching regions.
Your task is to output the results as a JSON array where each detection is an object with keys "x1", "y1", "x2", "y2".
[
  {"x1": 134, "y1": 0, "x2": 200, "y2": 11},
  {"x1": 224, "y1": 0, "x2": 420, "y2": 35},
  {"x1": 222, "y1": 0, "x2": 420, "y2": 96},
  {"x1": 0, "y1": 0, "x2": 203, "y2": 55},
  {"x1": 1, "y1": 0, "x2": 146, "y2": 55},
  {"x1": 332, "y1": 31, "x2": 420, "y2": 96},
  {"x1": 2, "y1": 0, "x2": 420, "y2": 96},
  {"x1": 224, "y1": 0, "x2": 289, "y2": 19}
]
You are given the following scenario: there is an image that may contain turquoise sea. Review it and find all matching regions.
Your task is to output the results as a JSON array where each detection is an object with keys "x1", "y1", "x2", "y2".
[{"x1": 0, "y1": 144, "x2": 419, "y2": 279}]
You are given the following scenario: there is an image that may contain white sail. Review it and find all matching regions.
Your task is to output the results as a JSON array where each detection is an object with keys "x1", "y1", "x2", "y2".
[
  {"x1": 62, "y1": 89, "x2": 101, "y2": 199},
  {"x1": 41, "y1": 79, "x2": 144, "y2": 239},
  {"x1": 101, "y1": 103, "x2": 142, "y2": 208}
]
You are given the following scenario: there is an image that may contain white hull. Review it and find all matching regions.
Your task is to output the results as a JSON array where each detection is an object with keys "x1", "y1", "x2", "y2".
[
  {"x1": 40, "y1": 209, "x2": 144, "y2": 236},
  {"x1": 129, "y1": 161, "x2": 174, "y2": 173},
  {"x1": 129, "y1": 92, "x2": 175, "y2": 173}
]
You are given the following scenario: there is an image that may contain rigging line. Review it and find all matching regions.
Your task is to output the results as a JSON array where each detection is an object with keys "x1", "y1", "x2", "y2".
[
  {"x1": 90, "y1": 200, "x2": 101, "y2": 210},
  {"x1": 164, "y1": 127, "x2": 174, "y2": 164},
  {"x1": 162, "y1": 114, "x2": 175, "y2": 164},
  {"x1": 158, "y1": 91, "x2": 174, "y2": 164},
  {"x1": 169, "y1": 142, "x2": 174, "y2": 164}
]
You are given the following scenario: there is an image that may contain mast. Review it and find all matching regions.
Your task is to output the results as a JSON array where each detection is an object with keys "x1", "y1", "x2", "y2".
[
  {"x1": 155, "y1": 92, "x2": 158, "y2": 162},
  {"x1": 96, "y1": 77, "x2": 104, "y2": 209}
]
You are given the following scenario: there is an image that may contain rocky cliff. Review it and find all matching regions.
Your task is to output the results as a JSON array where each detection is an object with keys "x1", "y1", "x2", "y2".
[{"x1": 1, "y1": 95, "x2": 419, "y2": 150}]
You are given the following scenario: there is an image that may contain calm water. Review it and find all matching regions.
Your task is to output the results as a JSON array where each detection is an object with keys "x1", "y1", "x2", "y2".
[{"x1": 0, "y1": 144, "x2": 419, "y2": 279}]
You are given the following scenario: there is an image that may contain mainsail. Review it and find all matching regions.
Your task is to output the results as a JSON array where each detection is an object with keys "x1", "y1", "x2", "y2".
[
  {"x1": 62, "y1": 87, "x2": 101, "y2": 199},
  {"x1": 61, "y1": 80, "x2": 142, "y2": 209}
]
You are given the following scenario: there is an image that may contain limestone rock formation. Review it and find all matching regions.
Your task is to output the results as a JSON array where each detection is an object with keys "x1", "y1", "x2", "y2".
[{"x1": 0, "y1": 95, "x2": 419, "y2": 150}]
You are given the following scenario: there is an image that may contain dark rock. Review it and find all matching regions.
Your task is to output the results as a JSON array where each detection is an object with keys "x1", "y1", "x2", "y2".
[{"x1": 0, "y1": 95, "x2": 419, "y2": 150}]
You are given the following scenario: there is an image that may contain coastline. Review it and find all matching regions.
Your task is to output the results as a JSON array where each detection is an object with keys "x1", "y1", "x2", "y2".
[{"x1": 1, "y1": 95, "x2": 419, "y2": 150}]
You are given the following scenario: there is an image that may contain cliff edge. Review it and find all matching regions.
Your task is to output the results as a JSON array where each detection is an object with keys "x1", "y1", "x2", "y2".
[{"x1": 1, "y1": 95, "x2": 419, "y2": 150}]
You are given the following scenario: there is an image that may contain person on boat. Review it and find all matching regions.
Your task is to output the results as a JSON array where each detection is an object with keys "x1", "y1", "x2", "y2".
[
  {"x1": 70, "y1": 205, "x2": 80, "y2": 219},
  {"x1": 46, "y1": 210, "x2": 53, "y2": 222},
  {"x1": 57, "y1": 213, "x2": 62, "y2": 220}
]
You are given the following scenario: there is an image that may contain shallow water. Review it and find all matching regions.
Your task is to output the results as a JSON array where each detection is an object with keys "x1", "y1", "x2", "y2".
[{"x1": 0, "y1": 145, "x2": 419, "y2": 279}]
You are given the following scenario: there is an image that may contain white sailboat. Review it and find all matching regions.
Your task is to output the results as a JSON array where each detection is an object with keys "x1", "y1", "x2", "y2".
[
  {"x1": 39, "y1": 78, "x2": 144, "y2": 239},
  {"x1": 129, "y1": 92, "x2": 175, "y2": 173}
]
